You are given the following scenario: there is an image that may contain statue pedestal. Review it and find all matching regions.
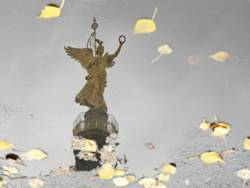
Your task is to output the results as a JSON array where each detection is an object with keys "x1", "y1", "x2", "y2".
[{"x1": 72, "y1": 109, "x2": 119, "y2": 171}]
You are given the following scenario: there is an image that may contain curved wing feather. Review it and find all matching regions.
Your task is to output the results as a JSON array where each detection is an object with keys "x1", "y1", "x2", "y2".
[{"x1": 64, "y1": 46, "x2": 94, "y2": 69}]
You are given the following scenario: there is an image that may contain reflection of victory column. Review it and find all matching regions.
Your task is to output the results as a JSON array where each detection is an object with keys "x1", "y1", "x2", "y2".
[
  {"x1": 65, "y1": 18, "x2": 125, "y2": 170},
  {"x1": 65, "y1": 17, "x2": 126, "y2": 112}
]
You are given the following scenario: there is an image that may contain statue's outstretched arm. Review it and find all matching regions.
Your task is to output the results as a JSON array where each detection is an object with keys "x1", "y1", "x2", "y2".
[{"x1": 110, "y1": 35, "x2": 126, "y2": 59}]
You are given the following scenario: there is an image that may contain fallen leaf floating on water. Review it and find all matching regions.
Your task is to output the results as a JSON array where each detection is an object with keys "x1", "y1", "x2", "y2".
[
  {"x1": 28, "y1": 177, "x2": 44, "y2": 188},
  {"x1": 210, "y1": 122, "x2": 231, "y2": 137},
  {"x1": 98, "y1": 162, "x2": 115, "y2": 180},
  {"x1": 145, "y1": 143, "x2": 156, "y2": 150},
  {"x1": 236, "y1": 168, "x2": 250, "y2": 188},
  {"x1": 0, "y1": 140, "x2": 14, "y2": 151},
  {"x1": 199, "y1": 120, "x2": 211, "y2": 130},
  {"x1": 0, "y1": 177, "x2": 7, "y2": 187},
  {"x1": 77, "y1": 151, "x2": 97, "y2": 161},
  {"x1": 158, "y1": 44, "x2": 173, "y2": 55},
  {"x1": 151, "y1": 44, "x2": 173, "y2": 64},
  {"x1": 38, "y1": 0, "x2": 65, "y2": 19},
  {"x1": 2, "y1": 166, "x2": 18, "y2": 175},
  {"x1": 156, "y1": 173, "x2": 170, "y2": 183},
  {"x1": 113, "y1": 175, "x2": 136, "y2": 187},
  {"x1": 114, "y1": 168, "x2": 127, "y2": 177},
  {"x1": 71, "y1": 137, "x2": 97, "y2": 152},
  {"x1": 160, "y1": 163, "x2": 177, "y2": 175},
  {"x1": 138, "y1": 178, "x2": 167, "y2": 188},
  {"x1": 5, "y1": 153, "x2": 25, "y2": 167},
  {"x1": 49, "y1": 166, "x2": 75, "y2": 176},
  {"x1": 99, "y1": 145, "x2": 117, "y2": 163},
  {"x1": 221, "y1": 148, "x2": 237, "y2": 156},
  {"x1": 134, "y1": 7, "x2": 158, "y2": 34},
  {"x1": 209, "y1": 51, "x2": 230, "y2": 62},
  {"x1": 187, "y1": 55, "x2": 202, "y2": 65},
  {"x1": 200, "y1": 151, "x2": 225, "y2": 164},
  {"x1": 154, "y1": 182, "x2": 167, "y2": 188},
  {"x1": 138, "y1": 177, "x2": 157, "y2": 188},
  {"x1": 23, "y1": 149, "x2": 48, "y2": 161},
  {"x1": 184, "y1": 179, "x2": 190, "y2": 186},
  {"x1": 244, "y1": 136, "x2": 250, "y2": 150}
]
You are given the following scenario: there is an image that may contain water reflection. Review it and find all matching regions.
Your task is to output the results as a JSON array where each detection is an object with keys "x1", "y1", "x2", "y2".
[{"x1": 72, "y1": 109, "x2": 119, "y2": 171}]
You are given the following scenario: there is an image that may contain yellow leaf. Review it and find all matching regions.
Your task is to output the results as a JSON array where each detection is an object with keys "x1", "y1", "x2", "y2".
[
  {"x1": 114, "y1": 169, "x2": 127, "y2": 177},
  {"x1": 126, "y1": 175, "x2": 136, "y2": 183},
  {"x1": 154, "y1": 182, "x2": 167, "y2": 188},
  {"x1": 71, "y1": 137, "x2": 97, "y2": 152},
  {"x1": 199, "y1": 120, "x2": 210, "y2": 130},
  {"x1": 200, "y1": 151, "x2": 225, "y2": 164},
  {"x1": 156, "y1": 173, "x2": 170, "y2": 183},
  {"x1": 98, "y1": 163, "x2": 115, "y2": 180},
  {"x1": 138, "y1": 178, "x2": 157, "y2": 188},
  {"x1": 24, "y1": 149, "x2": 48, "y2": 160},
  {"x1": 113, "y1": 175, "x2": 136, "y2": 187},
  {"x1": 0, "y1": 140, "x2": 14, "y2": 151},
  {"x1": 2, "y1": 166, "x2": 18, "y2": 175},
  {"x1": 236, "y1": 168, "x2": 250, "y2": 180},
  {"x1": 210, "y1": 122, "x2": 231, "y2": 137},
  {"x1": 134, "y1": 19, "x2": 156, "y2": 34},
  {"x1": 151, "y1": 44, "x2": 173, "y2": 63},
  {"x1": 160, "y1": 163, "x2": 177, "y2": 175},
  {"x1": 157, "y1": 44, "x2": 173, "y2": 55},
  {"x1": 28, "y1": 177, "x2": 44, "y2": 188},
  {"x1": 0, "y1": 177, "x2": 8, "y2": 187},
  {"x1": 244, "y1": 137, "x2": 250, "y2": 150},
  {"x1": 38, "y1": 5, "x2": 61, "y2": 19},
  {"x1": 210, "y1": 51, "x2": 230, "y2": 62},
  {"x1": 38, "y1": 0, "x2": 65, "y2": 19}
]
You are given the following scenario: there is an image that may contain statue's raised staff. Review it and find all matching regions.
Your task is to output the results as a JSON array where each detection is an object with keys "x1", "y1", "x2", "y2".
[{"x1": 65, "y1": 18, "x2": 126, "y2": 112}]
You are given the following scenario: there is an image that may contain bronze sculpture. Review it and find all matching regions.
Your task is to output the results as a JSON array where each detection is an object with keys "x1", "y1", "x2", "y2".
[{"x1": 65, "y1": 18, "x2": 126, "y2": 112}]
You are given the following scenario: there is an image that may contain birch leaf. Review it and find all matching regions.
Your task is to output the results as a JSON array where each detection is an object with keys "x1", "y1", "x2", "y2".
[
  {"x1": 23, "y1": 149, "x2": 48, "y2": 160},
  {"x1": 156, "y1": 173, "x2": 170, "y2": 183},
  {"x1": 237, "y1": 168, "x2": 250, "y2": 180},
  {"x1": 114, "y1": 168, "x2": 127, "y2": 177},
  {"x1": 113, "y1": 175, "x2": 136, "y2": 187},
  {"x1": 28, "y1": 177, "x2": 44, "y2": 188},
  {"x1": 145, "y1": 143, "x2": 156, "y2": 150},
  {"x1": 160, "y1": 163, "x2": 177, "y2": 175},
  {"x1": 0, "y1": 177, "x2": 7, "y2": 187},
  {"x1": 138, "y1": 178, "x2": 157, "y2": 188},
  {"x1": 210, "y1": 122, "x2": 231, "y2": 137},
  {"x1": 71, "y1": 137, "x2": 97, "y2": 152},
  {"x1": 38, "y1": 0, "x2": 65, "y2": 19},
  {"x1": 187, "y1": 55, "x2": 201, "y2": 65},
  {"x1": 199, "y1": 120, "x2": 210, "y2": 130},
  {"x1": 77, "y1": 151, "x2": 97, "y2": 161},
  {"x1": 2, "y1": 166, "x2": 18, "y2": 175},
  {"x1": 134, "y1": 19, "x2": 156, "y2": 34},
  {"x1": 50, "y1": 166, "x2": 75, "y2": 176},
  {"x1": 0, "y1": 140, "x2": 14, "y2": 151},
  {"x1": 154, "y1": 182, "x2": 167, "y2": 188},
  {"x1": 134, "y1": 7, "x2": 158, "y2": 34},
  {"x1": 244, "y1": 136, "x2": 250, "y2": 150},
  {"x1": 200, "y1": 151, "x2": 225, "y2": 164},
  {"x1": 98, "y1": 163, "x2": 115, "y2": 180},
  {"x1": 210, "y1": 51, "x2": 229, "y2": 62},
  {"x1": 158, "y1": 44, "x2": 173, "y2": 55}
]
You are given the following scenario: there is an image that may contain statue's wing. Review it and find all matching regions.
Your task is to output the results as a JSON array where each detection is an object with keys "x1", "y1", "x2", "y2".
[{"x1": 64, "y1": 46, "x2": 94, "y2": 69}]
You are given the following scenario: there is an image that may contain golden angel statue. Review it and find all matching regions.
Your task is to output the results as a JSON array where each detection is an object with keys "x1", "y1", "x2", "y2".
[{"x1": 64, "y1": 18, "x2": 126, "y2": 112}]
